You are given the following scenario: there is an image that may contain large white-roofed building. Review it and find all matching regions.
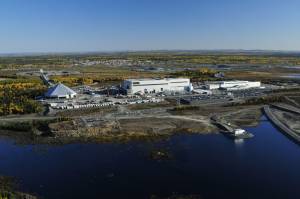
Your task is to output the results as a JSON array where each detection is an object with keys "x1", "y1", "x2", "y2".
[
  {"x1": 205, "y1": 80, "x2": 261, "y2": 90},
  {"x1": 122, "y1": 78, "x2": 193, "y2": 95},
  {"x1": 45, "y1": 83, "x2": 77, "y2": 99},
  {"x1": 221, "y1": 81, "x2": 261, "y2": 90}
]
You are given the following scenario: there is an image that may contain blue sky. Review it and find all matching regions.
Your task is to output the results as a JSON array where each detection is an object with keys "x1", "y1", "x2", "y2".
[{"x1": 1, "y1": 0, "x2": 300, "y2": 53}]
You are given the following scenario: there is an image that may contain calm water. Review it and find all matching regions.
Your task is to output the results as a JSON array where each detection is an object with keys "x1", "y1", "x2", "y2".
[{"x1": 0, "y1": 117, "x2": 300, "y2": 199}]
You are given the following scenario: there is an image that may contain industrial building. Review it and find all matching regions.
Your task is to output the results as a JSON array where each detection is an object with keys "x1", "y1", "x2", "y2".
[
  {"x1": 193, "y1": 89, "x2": 212, "y2": 95},
  {"x1": 122, "y1": 78, "x2": 193, "y2": 94},
  {"x1": 206, "y1": 81, "x2": 261, "y2": 90},
  {"x1": 45, "y1": 83, "x2": 77, "y2": 99}
]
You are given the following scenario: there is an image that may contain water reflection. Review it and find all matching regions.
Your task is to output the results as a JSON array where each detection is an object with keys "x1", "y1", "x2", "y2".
[{"x1": 234, "y1": 138, "x2": 244, "y2": 146}]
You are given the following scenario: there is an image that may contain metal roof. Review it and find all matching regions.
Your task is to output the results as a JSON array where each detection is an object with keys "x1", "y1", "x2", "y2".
[{"x1": 45, "y1": 83, "x2": 77, "y2": 97}]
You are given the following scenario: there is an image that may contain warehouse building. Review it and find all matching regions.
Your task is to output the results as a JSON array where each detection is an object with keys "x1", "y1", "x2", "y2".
[
  {"x1": 206, "y1": 81, "x2": 261, "y2": 90},
  {"x1": 221, "y1": 81, "x2": 261, "y2": 90},
  {"x1": 122, "y1": 78, "x2": 193, "y2": 94},
  {"x1": 45, "y1": 83, "x2": 77, "y2": 99}
]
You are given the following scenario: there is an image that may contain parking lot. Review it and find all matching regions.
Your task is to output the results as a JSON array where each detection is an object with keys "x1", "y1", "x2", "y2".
[
  {"x1": 41, "y1": 81, "x2": 295, "y2": 111},
  {"x1": 180, "y1": 85, "x2": 276, "y2": 105}
]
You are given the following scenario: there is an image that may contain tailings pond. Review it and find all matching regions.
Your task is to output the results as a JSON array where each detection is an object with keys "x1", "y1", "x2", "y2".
[{"x1": 0, "y1": 117, "x2": 299, "y2": 199}]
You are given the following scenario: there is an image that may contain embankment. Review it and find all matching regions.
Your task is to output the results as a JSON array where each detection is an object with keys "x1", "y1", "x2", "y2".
[{"x1": 263, "y1": 105, "x2": 300, "y2": 143}]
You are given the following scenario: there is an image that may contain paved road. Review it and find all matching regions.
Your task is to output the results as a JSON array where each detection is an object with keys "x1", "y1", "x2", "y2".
[{"x1": 0, "y1": 115, "x2": 56, "y2": 122}]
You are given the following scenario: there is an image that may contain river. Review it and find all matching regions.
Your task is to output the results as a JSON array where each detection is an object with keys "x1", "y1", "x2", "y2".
[{"x1": 0, "y1": 117, "x2": 299, "y2": 199}]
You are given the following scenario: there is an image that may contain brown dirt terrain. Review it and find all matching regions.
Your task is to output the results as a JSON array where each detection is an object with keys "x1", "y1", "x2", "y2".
[
  {"x1": 286, "y1": 96, "x2": 300, "y2": 108},
  {"x1": 49, "y1": 116, "x2": 217, "y2": 141},
  {"x1": 47, "y1": 103, "x2": 262, "y2": 141},
  {"x1": 270, "y1": 108, "x2": 300, "y2": 135},
  {"x1": 218, "y1": 106, "x2": 263, "y2": 127},
  {"x1": 0, "y1": 101, "x2": 266, "y2": 144},
  {"x1": 118, "y1": 117, "x2": 216, "y2": 135}
]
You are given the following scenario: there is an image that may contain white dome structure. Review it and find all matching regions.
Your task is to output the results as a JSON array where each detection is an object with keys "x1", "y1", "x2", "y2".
[{"x1": 45, "y1": 83, "x2": 77, "y2": 99}]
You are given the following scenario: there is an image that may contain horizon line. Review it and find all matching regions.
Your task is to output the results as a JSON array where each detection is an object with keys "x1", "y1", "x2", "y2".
[{"x1": 1, "y1": 49, "x2": 300, "y2": 57}]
